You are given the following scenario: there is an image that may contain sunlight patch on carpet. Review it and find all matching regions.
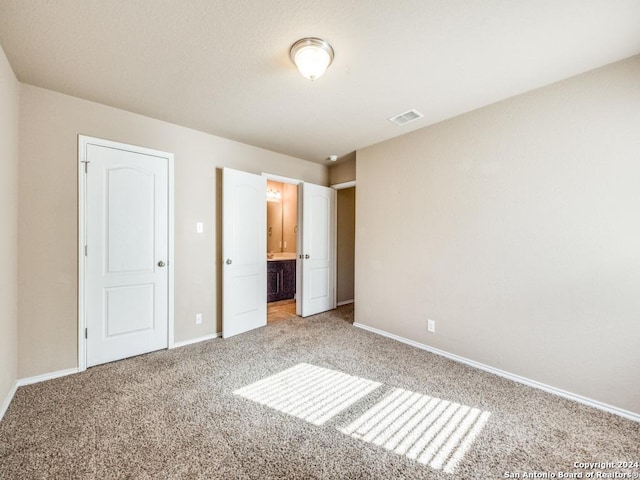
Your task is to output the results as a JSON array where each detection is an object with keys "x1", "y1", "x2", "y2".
[
  {"x1": 339, "y1": 387, "x2": 491, "y2": 474},
  {"x1": 233, "y1": 363, "x2": 382, "y2": 425}
]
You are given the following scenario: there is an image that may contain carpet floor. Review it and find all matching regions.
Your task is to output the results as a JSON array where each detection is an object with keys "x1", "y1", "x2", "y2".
[{"x1": 1, "y1": 305, "x2": 638, "y2": 479}]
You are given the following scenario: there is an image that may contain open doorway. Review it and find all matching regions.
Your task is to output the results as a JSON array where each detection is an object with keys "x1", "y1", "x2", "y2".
[
  {"x1": 221, "y1": 168, "x2": 336, "y2": 337},
  {"x1": 266, "y1": 179, "x2": 298, "y2": 323},
  {"x1": 331, "y1": 180, "x2": 355, "y2": 308}
]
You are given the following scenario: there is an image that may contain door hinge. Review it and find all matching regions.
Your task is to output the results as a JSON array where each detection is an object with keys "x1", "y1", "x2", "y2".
[
  {"x1": 84, "y1": 245, "x2": 88, "y2": 256},
  {"x1": 84, "y1": 328, "x2": 88, "y2": 339},
  {"x1": 82, "y1": 161, "x2": 89, "y2": 173}
]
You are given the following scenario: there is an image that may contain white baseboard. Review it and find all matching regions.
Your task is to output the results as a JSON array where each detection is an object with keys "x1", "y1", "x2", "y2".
[
  {"x1": 17, "y1": 367, "x2": 79, "y2": 387},
  {"x1": 170, "y1": 332, "x2": 220, "y2": 349},
  {"x1": 337, "y1": 299, "x2": 354, "y2": 306},
  {"x1": 2, "y1": 336, "x2": 219, "y2": 421},
  {"x1": 0, "y1": 382, "x2": 18, "y2": 423},
  {"x1": 353, "y1": 322, "x2": 640, "y2": 423}
]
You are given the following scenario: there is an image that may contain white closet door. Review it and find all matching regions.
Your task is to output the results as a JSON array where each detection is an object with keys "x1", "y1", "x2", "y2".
[{"x1": 84, "y1": 140, "x2": 169, "y2": 367}]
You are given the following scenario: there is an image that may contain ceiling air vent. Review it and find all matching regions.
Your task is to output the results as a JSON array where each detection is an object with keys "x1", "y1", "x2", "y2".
[{"x1": 388, "y1": 109, "x2": 424, "y2": 126}]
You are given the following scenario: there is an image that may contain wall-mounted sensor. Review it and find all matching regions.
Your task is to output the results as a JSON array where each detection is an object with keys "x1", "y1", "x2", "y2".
[{"x1": 328, "y1": 155, "x2": 338, "y2": 162}]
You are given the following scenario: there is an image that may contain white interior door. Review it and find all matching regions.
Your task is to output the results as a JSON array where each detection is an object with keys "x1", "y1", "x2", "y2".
[
  {"x1": 222, "y1": 168, "x2": 267, "y2": 338},
  {"x1": 299, "y1": 182, "x2": 336, "y2": 317},
  {"x1": 83, "y1": 139, "x2": 170, "y2": 367}
]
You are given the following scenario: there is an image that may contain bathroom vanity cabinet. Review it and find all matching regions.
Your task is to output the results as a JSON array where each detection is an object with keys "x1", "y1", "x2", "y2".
[{"x1": 267, "y1": 259, "x2": 296, "y2": 303}]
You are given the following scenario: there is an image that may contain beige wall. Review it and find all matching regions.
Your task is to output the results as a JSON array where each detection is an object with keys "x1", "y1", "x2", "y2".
[
  {"x1": 282, "y1": 183, "x2": 297, "y2": 254},
  {"x1": 356, "y1": 55, "x2": 640, "y2": 414},
  {"x1": 266, "y1": 180, "x2": 284, "y2": 253},
  {"x1": 337, "y1": 187, "x2": 355, "y2": 304},
  {"x1": 18, "y1": 84, "x2": 327, "y2": 378},
  {"x1": 266, "y1": 180, "x2": 297, "y2": 254},
  {"x1": 329, "y1": 153, "x2": 356, "y2": 185},
  {"x1": 0, "y1": 45, "x2": 19, "y2": 410}
]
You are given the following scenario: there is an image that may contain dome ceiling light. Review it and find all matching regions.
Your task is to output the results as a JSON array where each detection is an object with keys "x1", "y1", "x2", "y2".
[{"x1": 290, "y1": 37, "x2": 334, "y2": 81}]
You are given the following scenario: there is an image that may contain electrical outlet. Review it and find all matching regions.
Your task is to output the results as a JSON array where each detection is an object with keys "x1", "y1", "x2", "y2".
[
  {"x1": 427, "y1": 319, "x2": 435, "y2": 333},
  {"x1": 195, "y1": 313, "x2": 202, "y2": 325}
]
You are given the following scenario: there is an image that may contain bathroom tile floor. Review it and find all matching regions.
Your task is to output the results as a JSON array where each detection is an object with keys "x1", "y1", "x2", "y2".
[
  {"x1": 267, "y1": 299, "x2": 297, "y2": 323},
  {"x1": 267, "y1": 300, "x2": 354, "y2": 324}
]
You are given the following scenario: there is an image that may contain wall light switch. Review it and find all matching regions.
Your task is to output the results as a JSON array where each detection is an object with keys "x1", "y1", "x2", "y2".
[
  {"x1": 427, "y1": 319, "x2": 435, "y2": 333},
  {"x1": 195, "y1": 313, "x2": 202, "y2": 325},
  {"x1": 196, "y1": 222, "x2": 204, "y2": 233}
]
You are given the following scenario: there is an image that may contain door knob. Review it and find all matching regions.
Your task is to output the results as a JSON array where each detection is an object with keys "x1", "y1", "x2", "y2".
[
  {"x1": 226, "y1": 259, "x2": 232, "y2": 265},
  {"x1": 157, "y1": 261, "x2": 166, "y2": 267},
  {"x1": 304, "y1": 254, "x2": 310, "y2": 259}
]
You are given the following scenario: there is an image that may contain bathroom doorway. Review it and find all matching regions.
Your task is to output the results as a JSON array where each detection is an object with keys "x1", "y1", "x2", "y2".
[
  {"x1": 266, "y1": 179, "x2": 298, "y2": 322},
  {"x1": 222, "y1": 170, "x2": 336, "y2": 338}
]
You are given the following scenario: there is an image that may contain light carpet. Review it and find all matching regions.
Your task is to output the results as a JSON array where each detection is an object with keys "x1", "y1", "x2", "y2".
[{"x1": 1, "y1": 305, "x2": 638, "y2": 479}]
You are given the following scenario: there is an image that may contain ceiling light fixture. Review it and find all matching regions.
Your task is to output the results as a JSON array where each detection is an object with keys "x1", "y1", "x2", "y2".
[
  {"x1": 290, "y1": 37, "x2": 334, "y2": 81},
  {"x1": 266, "y1": 189, "x2": 282, "y2": 202}
]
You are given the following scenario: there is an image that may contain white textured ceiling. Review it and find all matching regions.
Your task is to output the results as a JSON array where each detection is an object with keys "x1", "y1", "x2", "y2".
[{"x1": 1, "y1": 1, "x2": 639, "y2": 163}]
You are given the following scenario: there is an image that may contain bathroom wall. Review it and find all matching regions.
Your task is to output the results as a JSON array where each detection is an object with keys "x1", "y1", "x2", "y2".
[
  {"x1": 282, "y1": 183, "x2": 297, "y2": 254},
  {"x1": 266, "y1": 180, "x2": 297, "y2": 254},
  {"x1": 266, "y1": 180, "x2": 283, "y2": 253}
]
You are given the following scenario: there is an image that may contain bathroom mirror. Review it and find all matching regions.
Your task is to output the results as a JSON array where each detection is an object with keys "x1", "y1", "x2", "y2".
[
  {"x1": 266, "y1": 180, "x2": 297, "y2": 254},
  {"x1": 267, "y1": 200, "x2": 283, "y2": 252}
]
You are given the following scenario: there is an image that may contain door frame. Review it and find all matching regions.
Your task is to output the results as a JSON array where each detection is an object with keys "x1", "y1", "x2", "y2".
[
  {"x1": 77, "y1": 135, "x2": 175, "y2": 372},
  {"x1": 330, "y1": 180, "x2": 356, "y2": 190},
  {"x1": 261, "y1": 173, "x2": 303, "y2": 313},
  {"x1": 330, "y1": 180, "x2": 356, "y2": 307},
  {"x1": 261, "y1": 173, "x2": 338, "y2": 317}
]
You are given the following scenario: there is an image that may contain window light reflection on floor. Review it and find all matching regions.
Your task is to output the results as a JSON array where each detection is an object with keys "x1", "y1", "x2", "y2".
[
  {"x1": 233, "y1": 363, "x2": 382, "y2": 426},
  {"x1": 339, "y1": 387, "x2": 491, "y2": 474},
  {"x1": 234, "y1": 363, "x2": 491, "y2": 474}
]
